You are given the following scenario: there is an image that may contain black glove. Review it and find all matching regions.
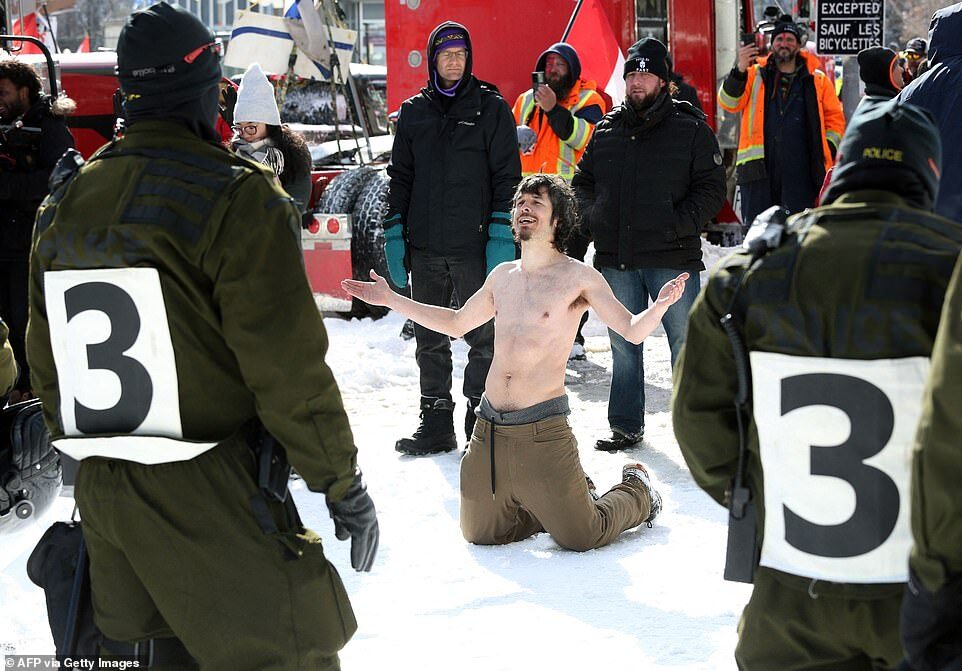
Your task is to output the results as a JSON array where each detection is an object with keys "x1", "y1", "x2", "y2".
[
  {"x1": 327, "y1": 472, "x2": 379, "y2": 572},
  {"x1": 901, "y1": 569, "x2": 962, "y2": 671}
]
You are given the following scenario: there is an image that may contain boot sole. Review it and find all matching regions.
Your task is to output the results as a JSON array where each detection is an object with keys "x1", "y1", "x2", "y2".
[{"x1": 395, "y1": 438, "x2": 458, "y2": 456}]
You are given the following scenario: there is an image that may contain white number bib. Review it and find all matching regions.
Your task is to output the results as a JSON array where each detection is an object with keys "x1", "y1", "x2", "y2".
[
  {"x1": 45, "y1": 269, "x2": 214, "y2": 463},
  {"x1": 751, "y1": 351, "x2": 927, "y2": 584}
]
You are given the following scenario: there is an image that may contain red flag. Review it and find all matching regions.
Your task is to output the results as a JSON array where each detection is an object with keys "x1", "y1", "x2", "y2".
[
  {"x1": 11, "y1": 12, "x2": 57, "y2": 54},
  {"x1": 77, "y1": 35, "x2": 90, "y2": 53},
  {"x1": 563, "y1": 0, "x2": 626, "y2": 107}
]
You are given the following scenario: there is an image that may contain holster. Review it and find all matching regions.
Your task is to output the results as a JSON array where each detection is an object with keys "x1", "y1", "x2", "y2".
[
  {"x1": 245, "y1": 421, "x2": 292, "y2": 503},
  {"x1": 724, "y1": 485, "x2": 759, "y2": 584}
]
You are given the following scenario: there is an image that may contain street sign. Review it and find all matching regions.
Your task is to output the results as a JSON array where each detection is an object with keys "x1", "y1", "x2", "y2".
[{"x1": 815, "y1": 0, "x2": 884, "y2": 56}]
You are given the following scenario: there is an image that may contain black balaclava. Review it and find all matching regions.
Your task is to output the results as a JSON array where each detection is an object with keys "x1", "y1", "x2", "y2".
[
  {"x1": 426, "y1": 21, "x2": 473, "y2": 100},
  {"x1": 822, "y1": 100, "x2": 942, "y2": 210},
  {"x1": 116, "y1": 2, "x2": 222, "y2": 142}
]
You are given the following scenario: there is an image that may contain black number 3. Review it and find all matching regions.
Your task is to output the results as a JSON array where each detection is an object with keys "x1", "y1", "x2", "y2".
[
  {"x1": 780, "y1": 373, "x2": 900, "y2": 558},
  {"x1": 65, "y1": 282, "x2": 154, "y2": 434}
]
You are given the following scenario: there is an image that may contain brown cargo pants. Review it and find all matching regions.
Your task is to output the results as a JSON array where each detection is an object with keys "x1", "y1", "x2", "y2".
[
  {"x1": 75, "y1": 436, "x2": 355, "y2": 671},
  {"x1": 460, "y1": 415, "x2": 652, "y2": 551}
]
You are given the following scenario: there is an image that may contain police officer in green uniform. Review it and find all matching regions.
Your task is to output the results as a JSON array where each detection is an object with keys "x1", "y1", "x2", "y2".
[
  {"x1": 672, "y1": 100, "x2": 962, "y2": 670},
  {"x1": 1, "y1": 318, "x2": 16, "y2": 396},
  {"x1": 900, "y1": 256, "x2": 962, "y2": 670},
  {"x1": 25, "y1": 5, "x2": 377, "y2": 669}
]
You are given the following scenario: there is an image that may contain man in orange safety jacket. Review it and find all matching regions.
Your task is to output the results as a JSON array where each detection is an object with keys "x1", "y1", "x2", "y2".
[{"x1": 718, "y1": 16, "x2": 845, "y2": 226}]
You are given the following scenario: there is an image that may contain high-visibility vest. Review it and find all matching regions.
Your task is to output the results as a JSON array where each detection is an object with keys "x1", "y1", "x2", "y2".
[
  {"x1": 512, "y1": 79, "x2": 606, "y2": 179},
  {"x1": 718, "y1": 51, "x2": 845, "y2": 174}
]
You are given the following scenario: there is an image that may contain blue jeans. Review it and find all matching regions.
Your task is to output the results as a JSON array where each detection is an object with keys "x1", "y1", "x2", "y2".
[{"x1": 598, "y1": 266, "x2": 701, "y2": 434}]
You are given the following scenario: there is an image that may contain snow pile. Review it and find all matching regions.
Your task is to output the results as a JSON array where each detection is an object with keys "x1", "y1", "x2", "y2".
[{"x1": 1, "y1": 274, "x2": 752, "y2": 670}]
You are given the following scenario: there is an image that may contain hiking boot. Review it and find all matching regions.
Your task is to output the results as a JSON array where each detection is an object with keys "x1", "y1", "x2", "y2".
[
  {"x1": 594, "y1": 428, "x2": 644, "y2": 452},
  {"x1": 465, "y1": 397, "x2": 481, "y2": 442},
  {"x1": 585, "y1": 475, "x2": 600, "y2": 501},
  {"x1": 568, "y1": 342, "x2": 587, "y2": 361},
  {"x1": 395, "y1": 397, "x2": 457, "y2": 456},
  {"x1": 622, "y1": 463, "x2": 662, "y2": 525}
]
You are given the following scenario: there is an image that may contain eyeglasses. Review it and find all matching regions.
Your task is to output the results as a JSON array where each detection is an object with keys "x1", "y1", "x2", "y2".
[
  {"x1": 902, "y1": 51, "x2": 923, "y2": 61},
  {"x1": 184, "y1": 39, "x2": 223, "y2": 65},
  {"x1": 232, "y1": 124, "x2": 260, "y2": 136},
  {"x1": 437, "y1": 49, "x2": 468, "y2": 63}
]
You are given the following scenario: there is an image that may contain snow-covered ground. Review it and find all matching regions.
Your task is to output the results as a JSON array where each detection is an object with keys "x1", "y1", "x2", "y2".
[{"x1": 1, "y1": 244, "x2": 751, "y2": 670}]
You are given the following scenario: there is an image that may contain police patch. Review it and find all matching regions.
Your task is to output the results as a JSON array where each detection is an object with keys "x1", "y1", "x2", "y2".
[{"x1": 713, "y1": 152, "x2": 723, "y2": 166}]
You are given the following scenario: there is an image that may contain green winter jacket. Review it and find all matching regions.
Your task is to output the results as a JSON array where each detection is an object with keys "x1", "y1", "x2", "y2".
[
  {"x1": 0, "y1": 320, "x2": 16, "y2": 396},
  {"x1": 672, "y1": 191, "x2": 962, "y2": 596},
  {"x1": 26, "y1": 121, "x2": 358, "y2": 501},
  {"x1": 910, "y1": 253, "x2": 962, "y2": 592}
]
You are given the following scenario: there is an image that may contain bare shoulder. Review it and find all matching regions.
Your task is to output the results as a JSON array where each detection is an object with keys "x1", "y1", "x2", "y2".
[
  {"x1": 487, "y1": 259, "x2": 521, "y2": 295},
  {"x1": 565, "y1": 258, "x2": 608, "y2": 291}
]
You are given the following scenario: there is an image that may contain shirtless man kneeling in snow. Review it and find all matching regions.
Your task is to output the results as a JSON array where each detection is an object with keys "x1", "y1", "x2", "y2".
[{"x1": 343, "y1": 174, "x2": 688, "y2": 550}]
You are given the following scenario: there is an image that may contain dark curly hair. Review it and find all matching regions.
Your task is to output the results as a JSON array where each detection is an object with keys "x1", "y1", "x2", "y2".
[
  {"x1": 512, "y1": 173, "x2": 579, "y2": 253},
  {"x1": 267, "y1": 123, "x2": 312, "y2": 187},
  {"x1": 0, "y1": 59, "x2": 42, "y2": 104}
]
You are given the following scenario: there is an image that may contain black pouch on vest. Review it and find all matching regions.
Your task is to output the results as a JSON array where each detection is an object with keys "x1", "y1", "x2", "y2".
[
  {"x1": 26, "y1": 521, "x2": 102, "y2": 656},
  {"x1": 724, "y1": 485, "x2": 759, "y2": 583}
]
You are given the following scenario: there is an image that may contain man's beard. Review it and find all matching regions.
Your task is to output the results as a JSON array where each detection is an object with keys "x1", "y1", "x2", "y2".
[
  {"x1": 628, "y1": 89, "x2": 660, "y2": 112},
  {"x1": 547, "y1": 73, "x2": 573, "y2": 99},
  {"x1": 514, "y1": 227, "x2": 531, "y2": 243},
  {"x1": 774, "y1": 47, "x2": 798, "y2": 65}
]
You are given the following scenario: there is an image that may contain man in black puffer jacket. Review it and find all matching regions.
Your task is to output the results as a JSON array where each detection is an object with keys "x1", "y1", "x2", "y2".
[
  {"x1": 572, "y1": 37, "x2": 725, "y2": 452},
  {"x1": 384, "y1": 21, "x2": 521, "y2": 456}
]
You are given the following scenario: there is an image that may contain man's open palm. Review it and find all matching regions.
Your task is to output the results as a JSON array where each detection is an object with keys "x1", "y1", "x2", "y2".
[
  {"x1": 655, "y1": 272, "x2": 690, "y2": 308},
  {"x1": 342, "y1": 270, "x2": 393, "y2": 306}
]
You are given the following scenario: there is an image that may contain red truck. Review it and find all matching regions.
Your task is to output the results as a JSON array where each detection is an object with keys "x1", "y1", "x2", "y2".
[{"x1": 5, "y1": 0, "x2": 823, "y2": 314}]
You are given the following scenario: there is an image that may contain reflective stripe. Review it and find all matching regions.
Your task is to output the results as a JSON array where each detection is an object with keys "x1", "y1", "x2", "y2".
[
  {"x1": 558, "y1": 141, "x2": 576, "y2": 178},
  {"x1": 736, "y1": 144, "x2": 765, "y2": 165},
  {"x1": 746, "y1": 69, "x2": 761, "y2": 145},
  {"x1": 718, "y1": 87, "x2": 742, "y2": 110},
  {"x1": 518, "y1": 91, "x2": 537, "y2": 126},
  {"x1": 826, "y1": 129, "x2": 842, "y2": 148},
  {"x1": 563, "y1": 89, "x2": 596, "y2": 152},
  {"x1": 54, "y1": 435, "x2": 219, "y2": 464}
]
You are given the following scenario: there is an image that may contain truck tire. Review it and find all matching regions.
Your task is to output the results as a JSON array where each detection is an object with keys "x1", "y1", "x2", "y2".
[
  {"x1": 349, "y1": 170, "x2": 391, "y2": 320},
  {"x1": 316, "y1": 166, "x2": 376, "y2": 214}
]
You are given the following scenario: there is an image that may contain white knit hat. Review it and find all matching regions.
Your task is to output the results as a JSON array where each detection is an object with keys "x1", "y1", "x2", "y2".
[{"x1": 233, "y1": 62, "x2": 281, "y2": 126}]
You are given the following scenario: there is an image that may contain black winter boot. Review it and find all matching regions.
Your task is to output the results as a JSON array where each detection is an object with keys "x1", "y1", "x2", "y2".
[
  {"x1": 395, "y1": 397, "x2": 457, "y2": 456},
  {"x1": 465, "y1": 397, "x2": 481, "y2": 442}
]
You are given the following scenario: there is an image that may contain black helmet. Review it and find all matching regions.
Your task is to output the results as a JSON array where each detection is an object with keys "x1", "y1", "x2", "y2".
[{"x1": 0, "y1": 399, "x2": 61, "y2": 534}]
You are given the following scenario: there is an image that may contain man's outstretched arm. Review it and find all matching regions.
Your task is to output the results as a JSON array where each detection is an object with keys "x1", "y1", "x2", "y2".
[
  {"x1": 342, "y1": 269, "x2": 497, "y2": 338},
  {"x1": 583, "y1": 268, "x2": 689, "y2": 344}
]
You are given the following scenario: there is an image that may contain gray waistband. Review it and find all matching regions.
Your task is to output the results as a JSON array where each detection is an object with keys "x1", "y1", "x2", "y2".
[{"x1": 477, "y1": 394, "x2": 570, "y2": 425}]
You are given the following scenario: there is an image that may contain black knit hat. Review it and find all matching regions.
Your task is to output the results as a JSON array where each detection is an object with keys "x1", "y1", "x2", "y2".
[
  {"x1": 624, "y1": 37, "x2": 669, "y2": 82},
  {"x1": 116, "y1": 3, "x2": 222, "y2": 139},
  {"x1": 823, "y1": 100, "x2": 941, "y2": 207},
  {"x1": 771, "y1": 16, "x2": 802, "y2": 42},
  {"x1": 857, "y1": 46, "x2": 901, "y2": 96}
]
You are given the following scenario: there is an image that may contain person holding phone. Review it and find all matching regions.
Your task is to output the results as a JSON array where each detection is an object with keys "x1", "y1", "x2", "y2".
[{"x1": 719, "y1": 15, "x2": 845, "y2": 227}]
